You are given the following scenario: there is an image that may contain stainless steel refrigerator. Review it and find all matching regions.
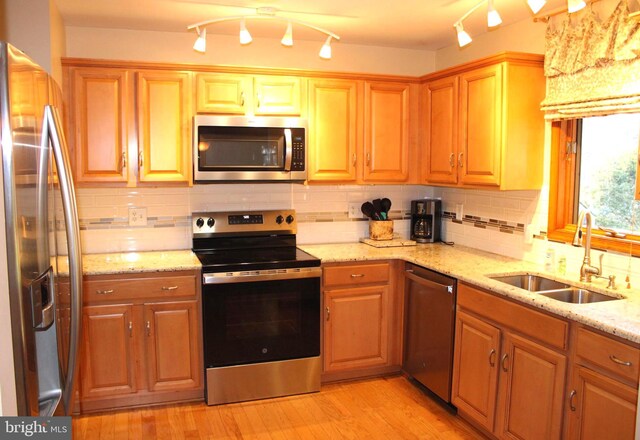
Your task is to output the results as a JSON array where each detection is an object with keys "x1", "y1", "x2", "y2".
[{"x1": 1, "y1": 42, "x2": 83, "y2": 416}]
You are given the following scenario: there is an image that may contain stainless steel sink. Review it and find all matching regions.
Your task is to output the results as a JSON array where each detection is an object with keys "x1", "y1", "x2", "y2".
[
  {"x1": 489, "y1": 274, "x2": 570, "y2": 292},
  {"x1": 488, "y1": 273, "x2": 623, "y2": 304},
  {"x1": 539, "y1": 288, "x2": 619, "y2": 304}
]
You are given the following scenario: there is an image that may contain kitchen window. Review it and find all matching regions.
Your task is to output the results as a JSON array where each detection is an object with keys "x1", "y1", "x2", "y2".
[{"x1": 548, "y1": 113, "x2": 640, "y2": 255}]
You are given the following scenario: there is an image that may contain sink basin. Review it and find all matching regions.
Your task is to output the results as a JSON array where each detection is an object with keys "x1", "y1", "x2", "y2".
[
  {"x1": 539, "y1": 288, "x2": 619, "y2": 304},
  {"x1": 489, "y1": 274, "x2": 570, "y2": 292}
]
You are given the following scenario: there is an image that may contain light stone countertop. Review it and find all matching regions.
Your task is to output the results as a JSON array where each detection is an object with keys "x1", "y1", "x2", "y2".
[
  {"x1": 65, "y1": 243, "x2": 640, "y2": 344},
  {"x1": 299, "y1": 242, "x2": 640, "y2": 344},
  {"x1": 57, "y1": 250, "x2": 201, "y2": 276}
]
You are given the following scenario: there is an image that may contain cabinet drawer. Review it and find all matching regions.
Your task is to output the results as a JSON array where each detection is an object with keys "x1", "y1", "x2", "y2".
[
  {"x1": 84, "y1": 273, "x2": 197, "y2": 303},
  {"x1": 458, "y1": 283, "x2": 569, "y2": 350},
  {"x1": 575, "y1": 326, "x2": 640, "y2": 385},
  {"x1": 323, "y1": 262, "x2": 390, "y2": 287}
]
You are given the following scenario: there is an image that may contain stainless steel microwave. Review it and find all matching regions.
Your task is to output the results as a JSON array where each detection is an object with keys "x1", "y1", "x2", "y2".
[{"x1": 193, "y1": 115, "x2": 307, "y2": 183}]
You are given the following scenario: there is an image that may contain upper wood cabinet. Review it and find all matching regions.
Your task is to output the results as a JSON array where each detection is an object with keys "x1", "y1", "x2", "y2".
[
  {"x1": 307, "y1": 78, "x2": 362, "y2": 182},
  {"x1": 137, "y1": 70, "x2": 192, "y2": 183},
  {"x1": 364, "y1": 81, "x2": 411, "y2": 182},
  {"x1": 64, "y1": 64, "x2": 192, "y2": 186},
  {"x1": 69, "y1": 68, "x2": 131, "y2": 184},
  {"x1": 422, "y1": 53, "x2": 545, "y2": 190},
  {"x1": 307, "y1": 78, "x2": 415, "y2": 184},
  {"x1": 195, "y1": 73, "x2": 304, "y2": 116}
]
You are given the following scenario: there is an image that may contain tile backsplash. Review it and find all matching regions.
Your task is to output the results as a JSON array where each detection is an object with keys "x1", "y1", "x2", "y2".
[{"x1": 78, "y1": 183, "x2": 640, "y2": 286}]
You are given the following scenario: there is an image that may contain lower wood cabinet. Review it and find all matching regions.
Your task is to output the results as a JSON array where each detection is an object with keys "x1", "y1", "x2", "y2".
[
  {"x1": 321, "y1": 260, "x2": 404, "y2": 381},
  {"x1": 78, "y1": 271, "x2": 203, "y2": 412},
  {"x1": 452, "y1": 283, "x2": 568, "y2": 440}
]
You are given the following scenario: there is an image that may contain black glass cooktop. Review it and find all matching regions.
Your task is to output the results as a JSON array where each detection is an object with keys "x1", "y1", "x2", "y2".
[{"x1": 195, "y1": 247, "x2": 320, "y2": 273}]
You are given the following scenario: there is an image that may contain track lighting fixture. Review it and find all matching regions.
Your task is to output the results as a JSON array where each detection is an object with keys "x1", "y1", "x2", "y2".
[
  {"x1": 193, "y1": 27, "x2": 206, "y2": 53},
  {"x1": 454, "y1": 0, "x2": 592, "y2": 47},
  {"x1": 187, "y1": 8, "x2": 340, "y2": 59},
  {"x1": 281, "y1": 21, "x2": 293, "y2": 46}
]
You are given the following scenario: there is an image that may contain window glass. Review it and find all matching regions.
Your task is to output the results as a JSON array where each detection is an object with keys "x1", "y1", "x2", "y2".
[{"x1": 578, "y1": 113, "x2": 640, "y2": 232}]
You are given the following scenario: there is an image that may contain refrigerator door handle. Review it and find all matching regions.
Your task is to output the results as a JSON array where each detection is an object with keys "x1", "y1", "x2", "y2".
[{"x1": 43, "y1": 105, "x2": 83, "y2": 415}]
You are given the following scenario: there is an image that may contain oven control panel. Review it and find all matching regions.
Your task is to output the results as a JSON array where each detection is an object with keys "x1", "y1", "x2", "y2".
[{"x1": 192, "y1": 210, "x2": 297, "y2": 235}]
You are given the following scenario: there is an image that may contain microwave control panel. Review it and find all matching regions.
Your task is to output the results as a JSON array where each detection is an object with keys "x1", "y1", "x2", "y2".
[{"x1": 291, "y1": 133, "x2": 305, "y2": 171}]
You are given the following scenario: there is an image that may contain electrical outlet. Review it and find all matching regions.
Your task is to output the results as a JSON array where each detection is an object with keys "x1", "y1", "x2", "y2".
[
  {"x1": 455, "y1": 204, "x2": 464, "y2": 220},
  {"x1": 348, "y1": 202, "x2": 363, "y2": 219},
  {"x1": 128, "y1": 207, "x2": 147, "y2": 226}
]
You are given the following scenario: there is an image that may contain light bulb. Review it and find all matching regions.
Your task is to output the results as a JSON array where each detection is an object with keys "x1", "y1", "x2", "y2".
[
  {"x1": 319, "y1": 36, "x2": 332, "y2": 59},
  {"x1": 487, "y1": 0, "x2": 502, "y2": 27},
  {"x1": 281, "y1": 21, "x2": 293, "y2": 46},
  {"x1": 567, "y1": 0, "x2": 586, "y2": 13},
  {"x1": 193, "y1": 28, "x2": 206, "y2": 53},
  {"x1": 527, "y1": 0, "x2": 547, "y2": 14},
  {"x1": 239, "y1": 18, "x2": 252, "y2": 45},
  {"x1": 455, "y1": 23, "x2": 472, "y2": 47}
]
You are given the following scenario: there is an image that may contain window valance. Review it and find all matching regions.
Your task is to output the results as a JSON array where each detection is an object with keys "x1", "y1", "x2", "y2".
[{"x1": 541, "y1": 0, "x2": 640, "y2": 119}]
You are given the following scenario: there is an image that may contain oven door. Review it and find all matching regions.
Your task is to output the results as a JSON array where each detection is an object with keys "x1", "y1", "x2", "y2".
[{"x1": 202, "y1": 270, "x2": 320, "y2": 368}]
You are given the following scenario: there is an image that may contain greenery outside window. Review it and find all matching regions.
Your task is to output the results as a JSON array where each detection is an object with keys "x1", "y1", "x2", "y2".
[{"x1": 548, "y1": 114, "x2": 640, "y2": 255}]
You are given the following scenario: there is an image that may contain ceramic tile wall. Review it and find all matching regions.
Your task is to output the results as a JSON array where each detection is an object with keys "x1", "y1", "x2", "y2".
[{"x1": 77, "y1": 184, "x2": 431, "y2": 253}]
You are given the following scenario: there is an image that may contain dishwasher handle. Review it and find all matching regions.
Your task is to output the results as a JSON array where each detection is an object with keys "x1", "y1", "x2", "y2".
[{"x1": 405, "y1": 269, "x2": 455, "y2": 294}]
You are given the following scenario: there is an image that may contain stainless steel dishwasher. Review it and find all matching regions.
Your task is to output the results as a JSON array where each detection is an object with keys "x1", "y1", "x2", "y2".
[{"x1": 403, "y1": 263, "x2": 457, "y2": 403}]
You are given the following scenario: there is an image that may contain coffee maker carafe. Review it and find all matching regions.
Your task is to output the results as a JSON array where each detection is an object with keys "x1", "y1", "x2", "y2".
[{"x1": 410, "y1": 199, "x2": 441, "y2": 243}]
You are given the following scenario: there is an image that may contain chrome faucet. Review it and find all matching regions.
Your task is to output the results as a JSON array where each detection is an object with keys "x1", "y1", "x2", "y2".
[{"x1": 572, "y1": 210, "x2": 601, "y2": 282}]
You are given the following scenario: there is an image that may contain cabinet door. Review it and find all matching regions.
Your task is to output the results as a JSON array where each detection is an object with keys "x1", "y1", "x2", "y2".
[
  {"x1": 144, "y1": 301, "x2": 201, "y2": 392},
  {"x1": 71, "y1": 68, "x2": 130, "y2": 183},
  {"x1": 324, "y1": 285, "x2": 389, "y2": 372},
  {"x1": 363, "y1": 81, "x2": 410, "y2": 182},
  {"x1": 568, "y1": 365, "x2": 638, "y2": 440},
  {"x1": 459, "y1": 64, "x2": 502, "y2": 187},
  {"x1": 423, "y1": 76, "x2": 459, "y2": 184},
  {"x1": 137, "y1": 71, "x2": 191, "y2": 183},
  {"x1": 498, "y1": 332, "x2": 567, "y2": 440},
  {"x1": 307, "y1": 79, "x2": 360, "y2": 182},
  {"x1": 80, "y1": 304, "x2": 136, "y2": 399},
  {"x1": 451, "y1": 310, "x2": 501, "y2": 432},
  {"x1": 253, "y1": 75, "x2": 302, "y2": 116},
  {"x1": 195, "y1": 73, "x2": 251, "y2": 114}
]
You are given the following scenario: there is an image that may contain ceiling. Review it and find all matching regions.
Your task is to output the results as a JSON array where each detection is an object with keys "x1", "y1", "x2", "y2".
[{"x1": 53, "y1": 0, "x2": 560, "y2": 51}]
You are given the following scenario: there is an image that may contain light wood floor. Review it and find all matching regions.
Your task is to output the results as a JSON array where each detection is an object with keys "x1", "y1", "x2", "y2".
[{"x1": 72, "y1": 375, "x2": 487, "y2": 439}]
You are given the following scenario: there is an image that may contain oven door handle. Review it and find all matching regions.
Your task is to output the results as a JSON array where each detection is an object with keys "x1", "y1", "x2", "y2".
[{"x1": 203, "y1": 267, "x2": 321, "y2": 285}]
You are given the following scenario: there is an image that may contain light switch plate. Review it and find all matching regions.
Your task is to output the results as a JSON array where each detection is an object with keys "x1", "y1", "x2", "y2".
[
  {"x1": 455, "y1": 204, "x2": 464, "y2": 220},
  {"x1": 128, "y1": 207, "x2": 147, "y2": 226}
]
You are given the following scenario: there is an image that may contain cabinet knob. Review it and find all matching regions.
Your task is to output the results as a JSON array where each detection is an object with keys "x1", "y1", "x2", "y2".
[
  {"x1": 240, "y1": 91, "x2": 245, "y2": 107},
  {"x1": 121, "y1": 152, "x2": 127, "y2": 172},
  {"x1": 352, "y1": 153, "x2": 357, "y2": 167},
  {"x1": 449, "y1": 153, "x2": 455, "y2": 168},
  {"x1": 325, "y1": 306, "x2": 330, "y2": 321},
  {"x1": 139, "y1": 151, "x2": 144, "y2": 168},
  {"x1": 366, "y1": 152, "x2": 371, "y2": 165},
  {"x1": 458, "y1": 152, "x2": 464, "y2": 168},
  {"x1": 128, "y1": 321, "x2": 133, "y2": 337},
  {"x1": 146, "y1": 321, "x2": 151, "y2": 336},
  {"x1": 488, "y1": 349, "x2": 496, "y2": 367}
]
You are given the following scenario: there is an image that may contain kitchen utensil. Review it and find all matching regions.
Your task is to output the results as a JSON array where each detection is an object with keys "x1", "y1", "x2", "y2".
[
  {"x1": 361, "y1": 202, "x2": 379, "y2": 220},
  {"x1": 380, "y1": 198, "x2": 392, "y2": 218},
  {"x1": 372, "y1": 199, "x2": 383, "y2": 219}
]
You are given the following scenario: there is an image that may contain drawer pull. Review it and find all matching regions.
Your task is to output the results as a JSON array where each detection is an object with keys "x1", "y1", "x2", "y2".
[
  {"x1": 501, "y1": 353, "x2": 509, "y2": 372},
  {"x1": 128, "y1": 321, "x2": 133, "y2": 337},
  {"x1": 325, "y1": 306, "x2": 330, "y2": 321},
  {"x1": 569, "y1": 390, "x2": 577, "y2": 411},
  {"x1": 609, "y1": 355, "x2": 632, "y2": 367},
  {"x1": 146, "y1": 321, "x2": 151, "y2": 336},
  {"x1": 489, "y1": 349, "x2": 496, "y2": 367},
  {"x1": 96, "y1": 289, "x2": 114, "y2": 295},
  {"x1": 161, "y1": 286, "x2": 179, "y2": 291},
  {"x1": 351, "y1": 274, "x2": 365, "y2": 278}
]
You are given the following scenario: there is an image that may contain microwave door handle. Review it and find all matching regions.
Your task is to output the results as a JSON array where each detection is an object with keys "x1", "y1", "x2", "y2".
[{"x1": 284, "y1": 128, "x2": 292, "y2": 171}]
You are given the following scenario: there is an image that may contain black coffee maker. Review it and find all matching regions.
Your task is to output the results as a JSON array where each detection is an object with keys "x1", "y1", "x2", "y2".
[{"x1": 410, "y1": 199, "x2": 441, "y2": 243}]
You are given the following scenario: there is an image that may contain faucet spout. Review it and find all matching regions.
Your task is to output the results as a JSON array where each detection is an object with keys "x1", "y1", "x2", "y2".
[{"x1": 572, "y1": 210, "x2": 600, "y2": 282}]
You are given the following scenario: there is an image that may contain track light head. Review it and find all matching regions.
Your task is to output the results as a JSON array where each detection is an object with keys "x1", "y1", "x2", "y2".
[
  {"x1": 527, "y1": 0, "x2": 547, "y2": 14},
  {"x1": 454, "y1": 22, "x2": 472, "y2": 47},
  {"x1": 239, "y1": 18, "x2": 252, "y2": 45},
  {"x1": 193, "y1": 27, "x2": 207, "y2": 53},
  {"x1": 487, "y1": 0, "x2": 502, "y2": 27},
  {"x1": 319, "y1": 36, "x2": 332, "y2": 59},
  {"x1": 281, "y1": 21, "x2": 293, "y2": 46},
  {"x1": 567, "y1": 0, "x2": 586, "y2": 13}
]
